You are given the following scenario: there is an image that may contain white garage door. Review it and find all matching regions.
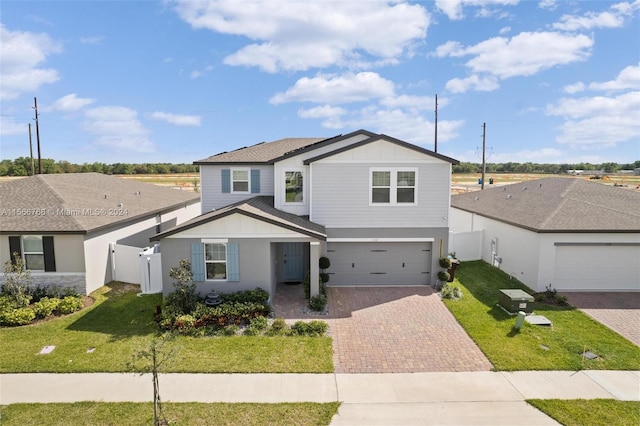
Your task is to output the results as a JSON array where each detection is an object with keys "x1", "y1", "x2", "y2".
[
  {"x1": 554, "y1": 245, "x2": 640, "y2": 291},
  {"x1": 326, "y1": 242, "x2": 432, "y2": 285}
]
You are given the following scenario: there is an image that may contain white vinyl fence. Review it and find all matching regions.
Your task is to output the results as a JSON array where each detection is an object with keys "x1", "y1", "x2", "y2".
[
  {"x1": 448, "y1": 230, "x2": 483, "y2": 261},
  {"x1": 110, "y1": 243, "x2": 163, "y2": 294}
]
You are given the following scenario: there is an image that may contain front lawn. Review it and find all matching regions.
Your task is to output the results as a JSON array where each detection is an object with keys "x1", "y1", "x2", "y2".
[
  {"x1": 0, "y1": 283, "x2": 333, "y2": 373},
  {"x1": 528, "y1": 399, "x2": 640, "y2": 426},
  {"x1": 443, "y1": 261, "x2": 640, "y2": 371},
  {"x1": 0, "y1": 402, "x2": 340, "y2": 426}
]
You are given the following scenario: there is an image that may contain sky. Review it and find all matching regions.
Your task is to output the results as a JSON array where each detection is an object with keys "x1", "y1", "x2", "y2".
[{"x1": 1, "y1": 0, "x2": 639, "y2": 166}]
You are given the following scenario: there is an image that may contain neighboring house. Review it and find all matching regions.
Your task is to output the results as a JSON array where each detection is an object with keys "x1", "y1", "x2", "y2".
[
  {"x1": 450, "y1": 177, "x2": 640, "y2": 292},
  {"x1": 153, "y1": 129, "x2": 458, "y2": 298},
  {"x1": 0, "y1": 173, "x2": 200, "y2": 294}
]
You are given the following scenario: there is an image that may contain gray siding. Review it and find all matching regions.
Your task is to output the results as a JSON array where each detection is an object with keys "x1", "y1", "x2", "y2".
[
  {"x1": 311, "y1": 162, "x2": 451, "y2": 229},
  {"x1": 200, "y1": 165, "x2": 274, "y2": 213},
  {"x1": 161, "y1": 237, "x2": 272, "y2": 296}
]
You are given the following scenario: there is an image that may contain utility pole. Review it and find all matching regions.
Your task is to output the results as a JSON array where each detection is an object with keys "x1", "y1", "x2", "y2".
[
  {"x1": 434, "y1": 94, "x2": 438, "y2": 153},
  {"x1": 33, "y1": 97, "x2": 42, "y2": 174},
  {"x1": 481, "y1": 122, "x2": 486, "y2": 190},
  {"x1": 28, "y1": 123, "x2": 35, "y2": 176}
]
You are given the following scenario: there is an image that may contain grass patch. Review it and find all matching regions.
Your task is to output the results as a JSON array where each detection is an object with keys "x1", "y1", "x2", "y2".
[
  {"x1": 528, "y1": 399, "x2": 640, "y2": 426},
  {"x1": 0, "y1": 283, "x2": 333, "y2": 373},
  {"x1": 0, "y1": 401, "x2": 340, "y2": 425},
  {"x1": 443, "y1": 261, "x2": 640, "y2": 371}
]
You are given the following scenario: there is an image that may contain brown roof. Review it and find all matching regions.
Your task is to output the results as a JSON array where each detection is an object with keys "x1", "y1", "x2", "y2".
[
  {"x1": 152, "y1": 196, "x2": 326, "y2": 241},
  {"x1": 194, "y1": 137, "x2": 329, "y2": 164},
  {"x1": 0, "y1": 173, "x2": 199, "y2": 233},
  {"x1": 451, "y1": 177, "x2": 640, "y2": 233}
]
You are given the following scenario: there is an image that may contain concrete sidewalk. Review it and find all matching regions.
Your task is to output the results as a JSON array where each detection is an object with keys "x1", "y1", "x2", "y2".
[{"x1": 2, "y1": 371, "x2": 638, "y2": 425}]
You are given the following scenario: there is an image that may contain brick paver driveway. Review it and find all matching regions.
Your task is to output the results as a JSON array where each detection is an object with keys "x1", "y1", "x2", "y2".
[
  {"x1": 563, "y1": 292, "x2": 640, "y2": 347},
  {"x1": 273, "y1": 284, "x2": 493, "y2": 373}
]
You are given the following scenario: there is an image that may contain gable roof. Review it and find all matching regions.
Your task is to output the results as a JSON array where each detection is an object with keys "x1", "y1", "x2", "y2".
[
  {"x1": 451, "y1": 177, "x2": 640, "y2": 233},
  {"x1": 0, "y1": 173, "x2": 200, "y2": 234},
  {"x1": 194, "y1": 137, "x2": 330, "y2": 165},
  {"x1": 151, "y1": 196, "x2": 326, "y2": 241},
  {"x1": 193, "y1": 129, "x2": 459, "y2": 165},
  {"x1": 303, "y1": 133, "x2": 459, "y2": 165}
]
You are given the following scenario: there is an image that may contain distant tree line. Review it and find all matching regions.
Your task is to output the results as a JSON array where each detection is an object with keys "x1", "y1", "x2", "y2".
[
  {"x1": 0, "y1": 157, "x2": 199, "y2": 176},
  {"x1": 1, "y1": 157, "x2": 638, "y2": 177},
  {"x1": 452, "y1": 161, "x2": 640, "y2": 174}
]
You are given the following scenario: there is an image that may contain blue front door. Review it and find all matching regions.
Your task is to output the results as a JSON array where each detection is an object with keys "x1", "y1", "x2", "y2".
[{"x1": 283, "y1": 242, "x2": 304, "y2": 282}]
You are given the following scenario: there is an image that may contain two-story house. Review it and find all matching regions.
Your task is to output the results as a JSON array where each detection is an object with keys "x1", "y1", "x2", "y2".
[{"x1": 152, "y1": 129, "x2": 458, "y2": 297}]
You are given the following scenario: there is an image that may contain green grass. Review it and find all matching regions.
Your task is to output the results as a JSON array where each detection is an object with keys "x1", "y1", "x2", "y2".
[
  {"x1": 0, "y1": 283, "x2": 333, "y2": 373},
  {"x1": 528, "y1": 399, "x2": 640, "y2": 426},
  {"x1": 443, "y1": 261, "x2": 640, "y2": 371},
  {"x1": 0, "y1": 402, "x2": 340, "y2": 425}
]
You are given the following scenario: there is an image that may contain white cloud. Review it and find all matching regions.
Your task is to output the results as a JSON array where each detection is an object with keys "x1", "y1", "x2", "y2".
[
  {"x1": 499, "y1": 26, "x2": 511, "y2": 35},
  {"x1": 46, "y1": 93, "x2": 95, "y2": 112},
  {"x1": 563, "y1": 82, "x2": 585, "y2": 94},
  {"x1": 435, "y1": 0, "x2": 518, "y2": 20},
  {"x1": 270, "y1": 72, "x2": 395, "y2": 105},
  {"x1": 80, "y1": 36, "x2": 104, "y2": 44},
  {"x1": 0, "y1": 116, "x2": 27, "y2": 136},
  {"x1": 0, "y1": 24, "x2": 62, "y2": 100},
  {"x1": 538, "y1": 0, "x2": 557, "y2": 10},
  {"x1": 149, "y1": 111, "x2": 202, "y2": 126},
  {"x1": 380, "y1": 95, "x2": 443, "y2": 110},
  {"x1": 83, "y1": 106, "x2": 154, "y2": 152},
  {"x1": 438, "y1": 31, "x2": 592, "y2": 93},
  {"x1": 546, "y1": 91, "x2": 640, "y2": 147},
  {"x1": 171, "y1": 0, "x2": 430, "y2": 72},
  {"x1": 445, "y1": 75, "x2": 500, "y2": 93},
  {"x1": 297, "y1": 105, "x2": 346, "y2": 119},
  {"x1": 588, "y1": 63, "x2": 640, "y2": 92},
  {"x1": 190, "y1": 65, "x2": 213, "y2": 79},
  {"x1": 552, "y1": 1, "x2": 640, "y2": 31}
]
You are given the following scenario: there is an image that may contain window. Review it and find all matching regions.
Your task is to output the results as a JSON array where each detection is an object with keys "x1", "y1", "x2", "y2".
[
  {"x1": 370, "y1": 168, "x2": 417, "y2": 205},
  {"x1": 23, "y1": 236, "x2": 44, "y2": 270},
  {"x1": 205, "y1": 243, "x2": 227, "y2": 280},
  {"x1": 285, "y1": 171, "x2": 303, "y2": 203},
  {"x1": 232, "y1": 169, "x2": 249, "y2": 193},
  {"x1": 9, "y1": 235, "x2": 56, "y2": 272}
]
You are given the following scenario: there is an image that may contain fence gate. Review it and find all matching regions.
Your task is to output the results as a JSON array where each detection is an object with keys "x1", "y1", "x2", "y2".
[{"x1": 139, "y1": 245, "x2": 163, "y2": 294}]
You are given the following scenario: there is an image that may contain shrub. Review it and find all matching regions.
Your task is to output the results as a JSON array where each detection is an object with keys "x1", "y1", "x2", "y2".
[
  {"x1": 33, "y1": 297, "x2": 61, "y2": 318},
  {"x1": 291, "y1": 320, "x2": 328, "y2": 337},
  {"x1": 309, "y1": 294, "x2": 327, "y2": 312},
  {"x1": 223, "y1": 324, "x2": 239, "y2": 336},
  {"x1": 319, "y1": 256, "x2": 331, "y2": 270},
  {"x1": 304, "y1": 273, "x2": 328, "y2": 299},
  {"x1": 437, "y1": 270, "x2": 450, "y2": 282},
  {"x1": 249, "y1": 315, "x2": 269, "y2": 331},
  {"x1": 165, "y1": 260, "x2": 199, "y2": 315},
  {"x1": 266, "y1": 318, "x2": 289, "y2": 336},
  {"x1": 319, "y1": 273, "x2": 330, "y2": 284},
  {"x1": 2, "y1": 254, "x2": 33, "y2": 308},
  {"x1": 28, "y1": 285, "x2": 49, "y2": 304},
  {"x1": 440, "y1": 283, "x2": 463, "y2": 300},
  {"x1": 439, "y1": 257, "x2": 452, "y2": 269},
  {"x1": 0, "y1": 307, "x2": 35, "y2": 326},
  {"x1": 56, "y1": 296, "x2": 83, "y2": 315},
  {"x1": 220, "y1": 287, "x2": 269, "y2": 304}
]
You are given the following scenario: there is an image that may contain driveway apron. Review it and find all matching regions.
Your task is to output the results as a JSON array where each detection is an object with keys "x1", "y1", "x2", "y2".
[
  {"x1": 272, "y1": 284, "x2": 493, "y2": 373},
  {"x1": 563, "y1": 292, "x2": 640, "y2": 347}
]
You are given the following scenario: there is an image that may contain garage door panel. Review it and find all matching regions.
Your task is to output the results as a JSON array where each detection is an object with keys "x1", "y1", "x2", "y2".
[
  {"x1": 327, "y1": 242, "x2": 431, "y2": 286},
  {"x1": 554, "y1": 245, "x2": 640, "y2": 291}
]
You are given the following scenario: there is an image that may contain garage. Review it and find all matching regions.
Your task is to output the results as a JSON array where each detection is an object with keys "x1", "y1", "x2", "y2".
[
  {"x1": 554, "y1": 244, "x2": 640, "y2": 291},
  {"x1": 326, "y1": 242, "x2": 432, "y2": 285}
]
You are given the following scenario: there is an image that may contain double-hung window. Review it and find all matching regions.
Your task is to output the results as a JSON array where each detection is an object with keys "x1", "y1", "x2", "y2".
[
  {"x1": 23, "y1": 235, "x2": 45, "y2": 270},
  {"x1": 370, "y1": 168, "x2": 417, "y2": 205},
  {"x1": 232, "y1": 169, "x2": 249, "y2": 193},
  {"x1": 285, "y1": 171, "x2": 303, "y2": 203},
  {"x1": 205, "y1": 243, "x2": 227, "y2": 280}
]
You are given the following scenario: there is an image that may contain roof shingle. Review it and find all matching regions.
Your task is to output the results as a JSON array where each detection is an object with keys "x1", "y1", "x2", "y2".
[
  {"x1": 451, "y1": 177, "x2": 640, "y2": 232},
  {"x1": 0, "y1": 173, "x2": 199, "y2": 233}
]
